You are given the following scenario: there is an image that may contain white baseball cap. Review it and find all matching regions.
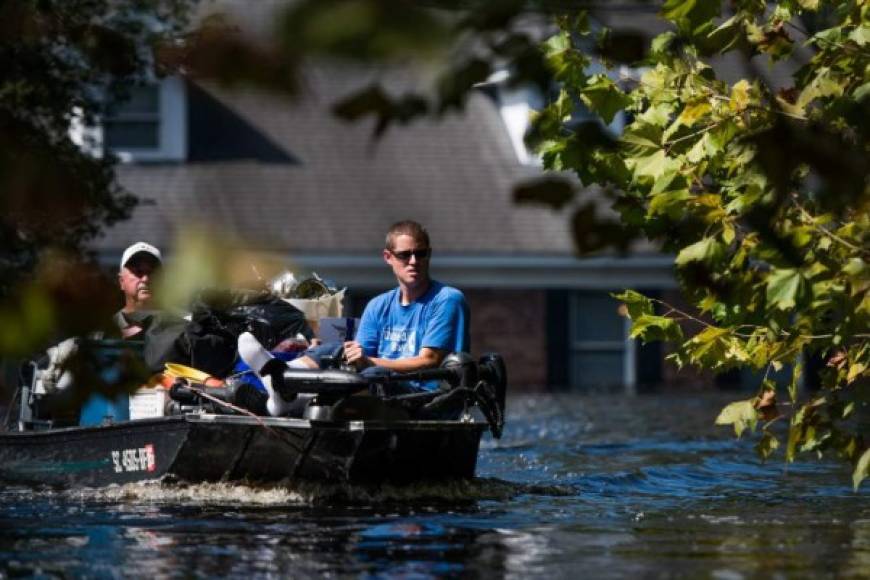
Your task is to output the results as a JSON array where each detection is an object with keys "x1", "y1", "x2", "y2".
[{"x1": 120, "y1": 242, "x2": 162, "y2": 270}]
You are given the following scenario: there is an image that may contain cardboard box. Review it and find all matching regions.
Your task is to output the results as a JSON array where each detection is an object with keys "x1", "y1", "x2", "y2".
[
  {"x1": 129, "y1": 389, "x2": 167, "y2": 420},
  {"x1": 284, "y1": 289, "x2": 346, "y2": 337},
  {"x1": 318, "y1": 317, "x2": 360, "y2": 343}
]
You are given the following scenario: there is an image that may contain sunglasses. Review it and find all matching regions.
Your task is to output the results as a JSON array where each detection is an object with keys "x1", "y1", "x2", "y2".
[{"x1": 389, "y1": 248, "x2": 431, "y2": 261}]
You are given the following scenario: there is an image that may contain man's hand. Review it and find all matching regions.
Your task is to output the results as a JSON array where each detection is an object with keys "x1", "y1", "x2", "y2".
[
  {"x1": 344, "y1": 344, "x2": 446, "y2": 373},
  {"x1": 343, "y1": 340, "x2": 372, "y2": 370}
]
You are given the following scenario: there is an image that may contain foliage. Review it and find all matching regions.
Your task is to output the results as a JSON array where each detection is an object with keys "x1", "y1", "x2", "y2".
[
  {"x1": 521, "y1": 2, "x2": 868, "y2": 487},
  {"x1": 0, "y1": 0, "x2": 195, "y2": 354}
]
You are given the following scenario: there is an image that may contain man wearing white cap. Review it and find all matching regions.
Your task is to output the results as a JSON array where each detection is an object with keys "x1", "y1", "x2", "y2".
[{"x1": 115, "y1": 242, "x2": 162, "y2": 338}]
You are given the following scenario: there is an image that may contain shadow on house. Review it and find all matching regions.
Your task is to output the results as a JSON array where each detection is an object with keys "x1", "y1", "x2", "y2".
[{"x1": 187, "y1": 82, "x2": 299, "y2": 164}]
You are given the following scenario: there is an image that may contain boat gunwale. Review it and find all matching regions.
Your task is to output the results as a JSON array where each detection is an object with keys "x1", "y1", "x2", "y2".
[
  {"x1": 187, "y1": 413, "x2": 490, "y2": 432},
  {"x1": 0, "y1": 415, "x2": 190, "y2": 440},
  {"x1": 1, "y1": 413, "x2": 490, "y2": 439}
]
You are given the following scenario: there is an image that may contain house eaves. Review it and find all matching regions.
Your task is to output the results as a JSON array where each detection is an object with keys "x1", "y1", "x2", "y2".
[{"x1": 296, "y1": 253, "x2": 678, "y2": 290}]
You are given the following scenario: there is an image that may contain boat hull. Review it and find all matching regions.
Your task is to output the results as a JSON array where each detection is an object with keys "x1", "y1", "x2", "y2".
[{"x1": 0, "y1": 414, "x2": 486, "y2": 488}]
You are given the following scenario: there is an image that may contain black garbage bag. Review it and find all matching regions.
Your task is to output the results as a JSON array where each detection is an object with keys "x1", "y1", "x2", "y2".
[
  {"x1": 140, "y1": 289, "x2": 313, "y2": 378},
  {"x1": 139, "y1": 309, "x2": 237, "y2": 378},
  {"x1": 216, "y1": 289, "x2": 314, "y2": 348}
]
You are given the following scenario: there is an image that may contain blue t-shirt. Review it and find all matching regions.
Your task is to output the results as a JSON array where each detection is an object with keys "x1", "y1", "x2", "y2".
[{"x1": 356, "y1": 280, "x2": 470, "y2": 391}]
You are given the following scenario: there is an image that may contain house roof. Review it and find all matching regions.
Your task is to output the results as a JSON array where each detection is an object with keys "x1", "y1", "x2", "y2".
[{"x1": 97, "y1": 65, "x2": 581, "y2": 256}]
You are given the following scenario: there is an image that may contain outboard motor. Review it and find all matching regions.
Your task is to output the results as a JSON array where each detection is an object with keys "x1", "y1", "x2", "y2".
[
  {"x1": 440, "y1": 352, "x2": 477, "y2": 388},
  {"x1": 411, "y1": 352, "x2": 508, "y2": 437},
  {"x1": 475, "y1": 353, "x2": 507, "y2": 438},
  {"x1": 478, "y1": 353, "x2": 507, "y2": 412}
]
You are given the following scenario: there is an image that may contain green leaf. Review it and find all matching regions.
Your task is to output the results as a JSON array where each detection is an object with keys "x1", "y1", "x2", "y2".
[
  {"x1": 853, "y1": 448, "x2": 870, "y2": 490},
  {"x1": 660, "y1": 0, "x2": 720, "y2": 35},
  {"x1": 796, "y1": 69, "x2": 847, "y2": 111},
  {"x1": 798, "y1": 426, "x2": 830, "y2": 453},
  {"x1": 544, "y1": 31, "x2": 589, "y2": 86},
  {"x1": 843, "y1": 258, "x2": 866, "y2": 278},
  {"x1": 637, "y1": 103, "x2": 673, "y2": 128},
  {"x1": 648, "y1": 189, "x2": 692, "y2": 218},
  {"x1": 650, "y1": 31, "x2": 676, "y2": 56},
  {"x1": 676, "y1": 101, "x2": 711, "y2": 127},
  {"x1": 579, "y1": 74, "x2": 632, "y2": 124},
  {"x1": 688, "y1": 326, "x2": 731, "y2": 367},
  {"x1": 629, "y1": 314, "x2": 684, "y2": 343},
  {"x1": 848, "y1": 25, "x2": 869, "y2": 47},
  {"x1": 787, "y1": 423, "x2": 800, "y2": 462},
  {"x1": 804, "y1": 262, "x2": 828, "y2": 281},
  {"x1": 707, "y1": 119, "x2": 739, "y2": 152},
  {"x1": 675, "y1": 237, "x2": 724, "y2": 267},
  {"x1": 756, "y1": 431, "x2": 780, "y2": 461},
  {"x1": 847, "y1": 363, "x2": 867, "y2": 384},
  {"x1": 629, "y1": 150, "x2": 683, "y2": 183},
  {"x1": 715, "y1": 399, "x2": 757, "y2": 438},
  {"x1": 725, "y1": 338, "x2": 750, "y2": 363},
  {"x1": 660, "y1": 0, "x2": 696, "y2": 21},
  {"x1": 686, "y1": 132, "x2": 720, "y2": 163},
  {"x1": 649, "y1": 169, "x2": 680, "y2": 195},
  {"x1": 706, "y1": 15, "x2": 742, "y2": 53},
  {"x1": 842, "y1": 402, "x2": 855, "y2": 419},
  {"x1": 790, "y1": 226, "x2": 813, "y2": 248},
  {"x1": 766, "y1": 269, "x2": 805, "y2": 311},
  {"x1": 722, "y1": 223, "x2": 735, "y2": 244},
  {"x1": 789, "y1": 361, "x2": 802, "y2": 404},
  {"x1": 612, "y1": 289, "x2": 653, "y2": 319},
  {"x1": 621, "y1": 127, "x2": 662, "y2": 151},
  {"x1": 730, "y1": 80, "x2": 752, "y2": 112},
  {"x1": 527, "y1": 90, "x2": 573, "y2": 146}
]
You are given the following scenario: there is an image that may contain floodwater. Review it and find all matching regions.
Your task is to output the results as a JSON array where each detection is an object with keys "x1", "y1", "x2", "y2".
[{"x1": 1, "y1": 394, "x2": 868, "y2": 579}]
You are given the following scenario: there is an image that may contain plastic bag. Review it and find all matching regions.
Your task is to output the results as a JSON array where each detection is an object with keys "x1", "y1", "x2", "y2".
[{"x1": 270, "y1": 271, "x2": 346, "y2": 335}]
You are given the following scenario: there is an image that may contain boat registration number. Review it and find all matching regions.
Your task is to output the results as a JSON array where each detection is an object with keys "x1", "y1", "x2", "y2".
[{"x1": 111, "y1": 444, "x2": 156, "y2": 473}]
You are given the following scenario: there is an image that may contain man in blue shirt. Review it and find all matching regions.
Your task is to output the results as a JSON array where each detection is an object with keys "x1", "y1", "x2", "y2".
[
  {"x1": 343, "y1": 220, "x2": 470, "y2": 387},
  {"x1": 237, "y1": 221, "x2": 469, "y2": 414}
]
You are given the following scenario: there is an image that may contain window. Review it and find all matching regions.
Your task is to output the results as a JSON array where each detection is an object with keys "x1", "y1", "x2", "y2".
[
  {"x1": 568, "y1": 291, "x2": 636, "y2": 392},
  {"x1": 71, "y1": 76, "x2": 187, "y2": 163},
  {"x1": 104, "y1": 85, "x2": 161, "y2": 150},
  {"x1": 489, "y1": 73, "x2": 545, "y2": 166}
]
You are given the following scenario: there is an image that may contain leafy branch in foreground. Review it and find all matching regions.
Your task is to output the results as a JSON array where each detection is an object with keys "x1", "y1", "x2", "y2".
[
  {"x1": 527, "y1": 1, "x2": 868, "y2": 487},
  {"x1": 0, "y1": 0, "x2": 197, "y2": 361}
]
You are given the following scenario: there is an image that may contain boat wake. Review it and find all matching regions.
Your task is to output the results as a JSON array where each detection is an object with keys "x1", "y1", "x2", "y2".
[{"x1": 37, "y1": 476, "x2": 575, "y2": 507}]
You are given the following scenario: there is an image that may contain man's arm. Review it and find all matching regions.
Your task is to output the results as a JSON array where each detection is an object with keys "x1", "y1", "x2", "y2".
[{"x1": 344, "y1": 342, "x2": 447, "y2": 372}]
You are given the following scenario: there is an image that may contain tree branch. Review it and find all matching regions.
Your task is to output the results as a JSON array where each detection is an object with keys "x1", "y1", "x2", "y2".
[{"x1": 792, "y1": 197, "x2": 870, "y2": 256}]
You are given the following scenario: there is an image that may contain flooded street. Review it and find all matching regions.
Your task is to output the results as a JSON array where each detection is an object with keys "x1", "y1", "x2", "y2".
[{"x1": 1, "y1": 393, "x2": 868, "y2": 578}]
